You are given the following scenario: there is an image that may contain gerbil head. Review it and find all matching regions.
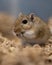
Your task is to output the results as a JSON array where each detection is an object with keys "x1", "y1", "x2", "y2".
[
  {"x1": 14, "y1": 13, "x2": 50, "y2": 45},
  {"x1": 14, "y1": 13, "x2": 34, "y2": 34}
]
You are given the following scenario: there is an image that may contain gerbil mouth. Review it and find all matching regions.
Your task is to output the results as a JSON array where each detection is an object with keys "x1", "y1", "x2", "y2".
[{"x1": 16, "y1": 31, "x2": 25, "y2": 37}]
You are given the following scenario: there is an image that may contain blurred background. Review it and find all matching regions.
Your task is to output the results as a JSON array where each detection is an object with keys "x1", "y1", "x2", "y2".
[{"x1": 0, "y1": 0, "x2": 52, "y2": 21}]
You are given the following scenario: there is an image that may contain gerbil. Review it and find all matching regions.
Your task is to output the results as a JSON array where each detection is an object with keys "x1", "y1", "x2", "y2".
[{"x1": 14, "y1": 13, "x2": 50, "y2": 46}]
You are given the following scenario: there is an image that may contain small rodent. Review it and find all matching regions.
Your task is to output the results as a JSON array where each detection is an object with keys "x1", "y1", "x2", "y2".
[{"x1": 14, "y1": 13, "x2": 50, "y2": 46}]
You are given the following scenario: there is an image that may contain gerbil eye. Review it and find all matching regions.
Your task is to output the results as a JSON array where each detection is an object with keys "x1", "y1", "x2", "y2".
[{"x1": 22, "y1": 20, "x2": 28, "y2": 24}]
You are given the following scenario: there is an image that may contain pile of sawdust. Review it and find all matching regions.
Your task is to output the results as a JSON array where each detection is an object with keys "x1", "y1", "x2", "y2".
[{"x1": 0, "y1": 35, "x2": 52, "y2": 65}]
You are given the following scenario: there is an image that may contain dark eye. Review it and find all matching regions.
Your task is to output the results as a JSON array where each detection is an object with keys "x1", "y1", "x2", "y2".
[{"x1": 22, "y1": 20, "x2": 28, "y2": 24}]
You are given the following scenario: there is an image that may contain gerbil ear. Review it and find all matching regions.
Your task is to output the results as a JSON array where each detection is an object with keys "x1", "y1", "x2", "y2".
[
  {"x1": 18, "y1": 12, "x2": 23, "y2": 17},
  {"x1": 29, "y1": 13, "x2": 35, "y2": 20}
]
